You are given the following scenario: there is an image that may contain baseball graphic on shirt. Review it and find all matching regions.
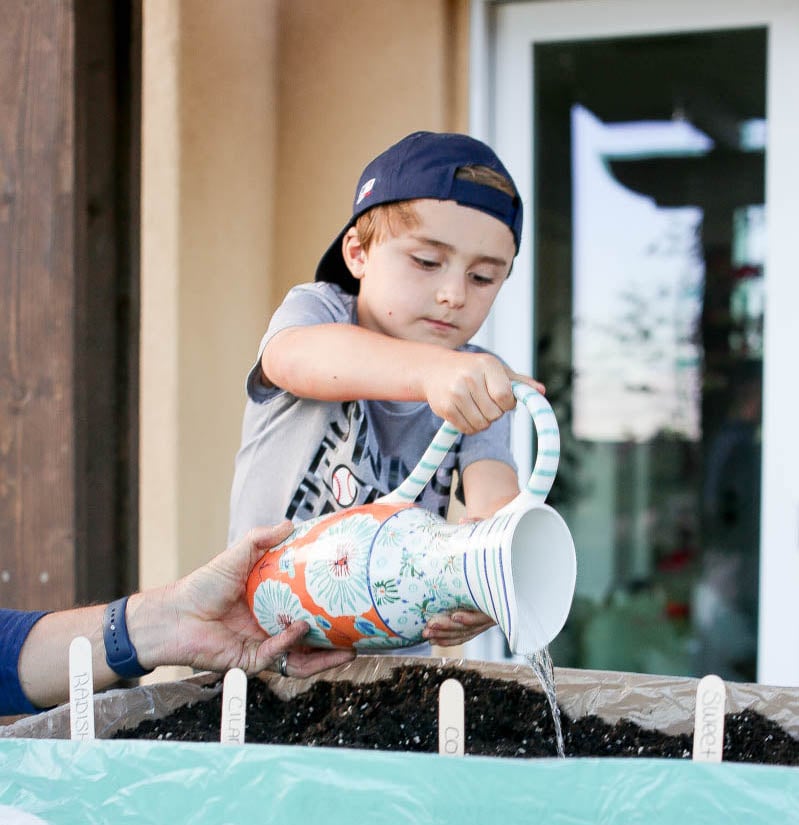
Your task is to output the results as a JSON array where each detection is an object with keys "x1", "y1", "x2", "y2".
[{"x1": 331, "y1": 465, "x2": 358, "y2": 507}]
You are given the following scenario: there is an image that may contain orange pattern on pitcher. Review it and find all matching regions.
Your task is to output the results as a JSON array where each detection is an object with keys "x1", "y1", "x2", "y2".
[{"x1": 246, "y1": 502, "x2": 410, "y2": 647}]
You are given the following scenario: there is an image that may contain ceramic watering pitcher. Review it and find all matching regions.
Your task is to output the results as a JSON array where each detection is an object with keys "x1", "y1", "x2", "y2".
[{"x1": 246, "y1": 381, "x2": 577, "y2": 655}]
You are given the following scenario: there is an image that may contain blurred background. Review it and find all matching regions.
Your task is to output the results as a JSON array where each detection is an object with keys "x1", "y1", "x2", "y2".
[{"x1": 2, "y1": 0, "x2": 798, "y2": 686}]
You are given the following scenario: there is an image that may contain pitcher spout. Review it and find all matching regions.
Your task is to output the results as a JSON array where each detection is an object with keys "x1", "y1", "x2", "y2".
[
  {"x1": 502, "y1": 505, "x2": 577, "y2": 655},
  {"x1": 456, "y1": 504, "x2": 576, "y2": 656}
]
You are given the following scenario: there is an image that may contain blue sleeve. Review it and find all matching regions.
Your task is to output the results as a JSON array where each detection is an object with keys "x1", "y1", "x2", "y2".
[{"x1": 0, "y1": 609, "x2": 50, "y2": 715}]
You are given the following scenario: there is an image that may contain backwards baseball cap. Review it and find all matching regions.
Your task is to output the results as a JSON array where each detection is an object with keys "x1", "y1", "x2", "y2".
[{"x1": 314, "y1": 131, "x2": 523, "y2": 294}]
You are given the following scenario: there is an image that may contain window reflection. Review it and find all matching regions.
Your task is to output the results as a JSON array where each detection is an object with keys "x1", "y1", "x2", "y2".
[
  {"x1": 572, "y1": 103, "x2": 707, "y2": 442},
  {"x1": 535, "y1": 29, "x2": 765, "y2": 681}
]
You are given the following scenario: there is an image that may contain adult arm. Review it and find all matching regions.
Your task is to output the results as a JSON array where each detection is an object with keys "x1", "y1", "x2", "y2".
[{"x1": 14, "y1": 523, "x2": 355, "y2": 711}]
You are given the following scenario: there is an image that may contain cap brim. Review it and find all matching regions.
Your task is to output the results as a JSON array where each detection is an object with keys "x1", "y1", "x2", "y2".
[{"x1": 314, "y1": 222, "x2": 359, "y2": 295}]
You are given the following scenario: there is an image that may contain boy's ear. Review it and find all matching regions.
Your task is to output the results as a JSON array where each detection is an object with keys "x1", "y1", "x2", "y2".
[{"x1": 341, "y1": 227, "x2": 367, "y2": 280}]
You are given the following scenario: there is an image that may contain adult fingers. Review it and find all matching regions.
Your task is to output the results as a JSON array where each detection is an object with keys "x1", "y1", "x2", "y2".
[
  {"x1": 257, "y1": 621, "x2": 356, "y2": 677},
  {"x1": 266, "y1": 619, "x2": 311, "y2": 652},
  {"x1": 252, "y1": 620, "x2": 308, "y2": 673},
  {"x1": 285, "y1": 649, "x2": 357, "y2": 679},
  {"x1": 244, "y1": 521, "x2": 294, "y2": 568}
]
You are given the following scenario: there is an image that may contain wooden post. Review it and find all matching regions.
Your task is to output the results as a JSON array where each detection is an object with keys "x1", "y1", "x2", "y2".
[
  {"x1": 0, "y1": 1, "x2": 77, "y2": 610},
  {"x1": 0, "y1": 1, "x2": 140, "y2": 611}
]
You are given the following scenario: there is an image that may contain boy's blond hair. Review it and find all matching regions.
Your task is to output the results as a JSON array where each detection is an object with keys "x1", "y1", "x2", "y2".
[{"x1": 355, "y1": 164, "x2": 516, "y2": 251}]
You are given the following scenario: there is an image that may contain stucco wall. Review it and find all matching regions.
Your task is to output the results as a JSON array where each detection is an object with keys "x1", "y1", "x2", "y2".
[
  {"x1": 141, "y1": 0, "x2": 278, "y2": 587},
  {"x1": 140, "y1": 0, "x2": 469, "y2": 592},
  {"x1": 272, "y1": 0, "x2": 469, "y2": 304}
]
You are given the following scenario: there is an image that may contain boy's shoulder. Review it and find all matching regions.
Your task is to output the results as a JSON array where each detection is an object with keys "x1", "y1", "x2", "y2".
[
  {"x1": 283, "y1": 280, "x2": 352, "y2": 303},
  {"x1": 277, "y1": 280, "x2": 356, "y2": 318}
]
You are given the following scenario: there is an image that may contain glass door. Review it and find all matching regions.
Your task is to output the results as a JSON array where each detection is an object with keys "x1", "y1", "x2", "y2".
[{"x1": 476, "y1": 0, "x2": 799, "y2": 684}]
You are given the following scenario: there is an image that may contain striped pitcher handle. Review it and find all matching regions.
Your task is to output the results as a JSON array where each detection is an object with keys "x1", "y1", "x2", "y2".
[{"x1": 377, "y1": 380, "x2": 560, "y2": 509}]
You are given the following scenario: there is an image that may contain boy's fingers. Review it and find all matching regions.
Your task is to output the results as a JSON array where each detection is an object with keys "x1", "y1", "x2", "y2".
[
  {"x1": 510, "y1": 373, "x2": 546, "y2": 395},
  {"x1": 427, "y1": 628, "x2": 487, "y2": 645},
  {"x1": 425, "y1": 612, "x2": 494, "y2": 641},
  {"x1": 451, "y1": 612, "x2": 495, "y2": 628}
]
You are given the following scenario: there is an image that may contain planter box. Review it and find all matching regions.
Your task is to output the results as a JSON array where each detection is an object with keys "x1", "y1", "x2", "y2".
[
  {"x1": 4, "y1": 656, "x2": 799, "y2": 741},
  {"x1": 1, "y1": 658, "x2": 798, "y2": 824}
]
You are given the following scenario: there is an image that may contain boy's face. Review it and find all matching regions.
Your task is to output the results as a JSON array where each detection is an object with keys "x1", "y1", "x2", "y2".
[{"x1": 343, "y1": 199, "x2": 514, "y2": 349}]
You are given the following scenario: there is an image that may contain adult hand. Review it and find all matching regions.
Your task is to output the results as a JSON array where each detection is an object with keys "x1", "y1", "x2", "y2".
[{"x1": 129, "y1": 522, "x2": 356, "y2": 678}]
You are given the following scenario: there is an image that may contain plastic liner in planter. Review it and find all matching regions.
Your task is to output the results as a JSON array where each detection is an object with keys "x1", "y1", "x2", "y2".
[{"x1": 1, "y1": 658, "x2": 798, "y2": 823}]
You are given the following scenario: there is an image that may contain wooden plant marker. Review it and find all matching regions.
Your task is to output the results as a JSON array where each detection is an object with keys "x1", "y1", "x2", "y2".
[
  {"x1": 438, "y1": 678, "x2": 464, "y2": 756},
  {"x1": 69, "y1": 636, "x2": 95, "y2": 741},
  {"x1": 692, "y1": 674, "x2": 726, "y2": 762},
  {"x1": 220, "y1": 668, "x2": 248, "y2": 744}
]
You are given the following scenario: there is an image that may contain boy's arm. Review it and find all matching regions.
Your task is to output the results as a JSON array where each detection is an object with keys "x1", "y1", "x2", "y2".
[
  {"x1": 263, "y1": 323, "x2": 544, "y2": 436},
  {"x1": 460, "y1": 459, "x2": 520, "y2": 520}
]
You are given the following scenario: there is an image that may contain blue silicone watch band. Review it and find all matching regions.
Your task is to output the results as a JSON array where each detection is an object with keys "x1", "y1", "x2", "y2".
[{"x1": 103, "y1": 596, "x2": 153, "y2": 679}]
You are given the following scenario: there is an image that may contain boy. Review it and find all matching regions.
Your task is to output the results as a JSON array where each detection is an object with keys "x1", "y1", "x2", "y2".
[{"x1": 228, "y1": 131, "x2": 544, "y2": 647}]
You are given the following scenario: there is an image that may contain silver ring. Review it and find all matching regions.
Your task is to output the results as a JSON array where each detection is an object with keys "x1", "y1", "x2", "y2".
[{"x1": 278, "y1": 652, "x2": 289, "y2": 677}]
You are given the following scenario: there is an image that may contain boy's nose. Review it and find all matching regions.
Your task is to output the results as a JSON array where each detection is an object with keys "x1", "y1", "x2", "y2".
[{"x1": 436, "y1": 275, "x2": 466, "y2": 308}]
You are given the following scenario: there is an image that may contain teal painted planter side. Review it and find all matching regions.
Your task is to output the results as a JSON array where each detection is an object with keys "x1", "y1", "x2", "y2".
[{"x1": 0, "y1": 738, "x2": 797, "y2": 824}]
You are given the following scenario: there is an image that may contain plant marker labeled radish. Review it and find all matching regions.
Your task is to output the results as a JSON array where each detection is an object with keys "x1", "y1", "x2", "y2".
[
  {"x1": 692, "y1": 674, "x2": 726, "y2": 762},
  {"x1": 69, "y1": 636, "x2": 95, "y2": 741},
  {"x1": 438, "y1": 678, "x2": 464, "y2": 756},
  {"x1": 221, "y1": 668, "x2": 248, "y2": 744}
]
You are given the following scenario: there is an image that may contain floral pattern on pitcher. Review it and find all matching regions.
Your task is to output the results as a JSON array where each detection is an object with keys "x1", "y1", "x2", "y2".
[
  {"x1": 351, "y1": 618, "x2": 406, "y2": 649},
  {"x1": 367, "y1": 508, "x2": 478, "y2": 640},
  {"x1": 252, "y1": 579, "x2": 329, "y2": 646},
  {"x1": 249, "y1": 500, "x2": 523, "y2": 648},
  {"x1": 278, "y1": 546, "x2": 296, "y2": 578},
  {"x1": 305, "y1": 515, "x2": 374, "y2": 616},
  {"x1": 247, "y1": 503, "x2": 414, "y2": 649}
]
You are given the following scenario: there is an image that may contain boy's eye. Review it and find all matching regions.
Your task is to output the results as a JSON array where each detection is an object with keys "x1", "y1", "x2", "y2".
[
  {"x1": 411, "y1": 256, "x2": 439, "y2": 270},
  {"x1": 470, "y1": 272, "x2": 496, "y2": 286}
]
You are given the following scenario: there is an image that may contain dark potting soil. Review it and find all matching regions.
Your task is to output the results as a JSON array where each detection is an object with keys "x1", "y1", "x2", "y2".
[{"x1": 112, "y1": 664, "x2": 799, "y2": 765}]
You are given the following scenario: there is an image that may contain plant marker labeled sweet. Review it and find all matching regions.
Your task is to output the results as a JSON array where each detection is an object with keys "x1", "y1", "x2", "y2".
[
  {"x1": 221, "y1": 668, "x2": 248, "y2": 745},
  {"x1": 438, "y1": 678, "x2": 465, "y2": 756},
  {"x1": 69, "y1": 636, "x2": 95, "y2": 741},
  {"x1": 692, "y1": 674, "x2": 726, "y2": 762},
  {"x1": 247, "y1": 382, "x2": 577, "y2": 654}
]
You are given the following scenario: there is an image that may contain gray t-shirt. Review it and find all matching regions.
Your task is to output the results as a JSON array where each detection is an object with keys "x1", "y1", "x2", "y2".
[{"x1": 227, "y1": 282, "x2": 516, "y2": 543}]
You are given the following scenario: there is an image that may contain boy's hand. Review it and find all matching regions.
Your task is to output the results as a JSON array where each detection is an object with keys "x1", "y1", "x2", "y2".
[
  {"x1": 422, "y1": 610, "x2": 496, "y2": 646},
  {"x1": 423, "y1": 350, "x2": 544, "y2": 435}
]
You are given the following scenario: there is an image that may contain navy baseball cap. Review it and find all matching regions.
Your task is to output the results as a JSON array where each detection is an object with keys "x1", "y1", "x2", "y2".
[{"x1": 314, "y1": 131, "x2": 523, "y2": 294}]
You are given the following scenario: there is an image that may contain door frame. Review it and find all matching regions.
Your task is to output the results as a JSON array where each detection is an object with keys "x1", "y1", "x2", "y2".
[{"x1": 470, "y1": 0, "x2": 799, "y2": 685}]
